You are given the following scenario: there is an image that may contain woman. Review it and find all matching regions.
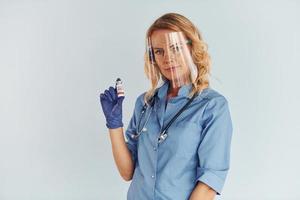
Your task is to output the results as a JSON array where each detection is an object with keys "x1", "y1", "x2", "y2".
[{"x1": 100, "y1": 13, "x2": 233, "y2": 200}]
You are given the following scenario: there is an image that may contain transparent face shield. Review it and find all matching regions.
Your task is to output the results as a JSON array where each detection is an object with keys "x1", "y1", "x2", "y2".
[{"x1": 145, "y1": 31, "x2": 198, "y2": 89}]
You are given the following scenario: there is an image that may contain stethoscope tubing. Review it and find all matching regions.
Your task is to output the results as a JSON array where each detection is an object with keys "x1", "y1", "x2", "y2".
[{"x1": 131, "y1": 91, "x2": 199, "y2": 143}]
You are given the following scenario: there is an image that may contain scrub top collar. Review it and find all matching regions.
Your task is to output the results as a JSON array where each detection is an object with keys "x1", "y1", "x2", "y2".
[{"x1": 157, "y1": 80, "x2": 194, "y2": 100}]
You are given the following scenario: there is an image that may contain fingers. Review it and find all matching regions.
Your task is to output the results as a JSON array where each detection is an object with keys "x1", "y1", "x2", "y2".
[
  {"x1": 99, "y1": 93, "x2": 110, "y2": 111},
  {"x1": 100, "y1": 93, "x2": 110, "y2": 104},
  {"x1": 100, "y1": 85, "x2": 120, "y2": 103},
  {"x1": 100, "y1": 93, "x2": 107, "y2": 100},
  {"x1": 104, "y1": 90, "x2": 114, "y2": 102},
  {"x1": 109, "y1": 86, "x2": 117, "y2": 100},
  {"x1": 117, "y1": 96, "x2": 125, "y2": 105},
  {"x1": 101, "y1": 86, "x2": 117, "y2": 102}
]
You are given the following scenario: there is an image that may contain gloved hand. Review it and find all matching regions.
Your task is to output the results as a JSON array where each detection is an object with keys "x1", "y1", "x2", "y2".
[{"x1": 100, "y1": 86, "x2": 124, "y2": 129}]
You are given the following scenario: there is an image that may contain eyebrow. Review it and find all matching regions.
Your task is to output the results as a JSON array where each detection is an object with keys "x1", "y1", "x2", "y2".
[
  {"x1": 153, "y1": 45, "x2": 176, "y2": 49},
  {"x1": 152, "y1": 42, "x2": 183, "y2": 50}
]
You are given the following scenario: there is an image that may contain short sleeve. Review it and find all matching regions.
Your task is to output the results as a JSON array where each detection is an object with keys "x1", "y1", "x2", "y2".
[
  {"x1": 196, "y1": 96, "x2": 233, "y2": 195},
  {"x1": 124, "y1": 93, "x2": 144, "y2": 166}
]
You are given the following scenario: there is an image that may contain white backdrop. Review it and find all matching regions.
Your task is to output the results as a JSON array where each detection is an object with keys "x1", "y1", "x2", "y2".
[{"x1": 1, "y1": 0, "x2": 300, "y2": 199}]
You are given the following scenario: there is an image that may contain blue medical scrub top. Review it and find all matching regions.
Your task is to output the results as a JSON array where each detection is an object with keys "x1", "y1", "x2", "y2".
[{"x1": 125, "y1": 81, "x2": 233, "y2": 200}]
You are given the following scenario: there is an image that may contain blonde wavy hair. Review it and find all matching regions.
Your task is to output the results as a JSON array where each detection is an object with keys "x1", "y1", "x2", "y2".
[{"x1": 144, "y1": 13, "x2": 211, "y2": 104}]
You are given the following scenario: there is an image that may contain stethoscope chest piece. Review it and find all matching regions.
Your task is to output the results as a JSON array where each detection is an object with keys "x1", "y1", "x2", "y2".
[
  {"x1": 158, "y1": 131, "x2": 168, "y2": 144},
  {"x1": 130, "y1": 90, "x2": 198, "y2": 143}
]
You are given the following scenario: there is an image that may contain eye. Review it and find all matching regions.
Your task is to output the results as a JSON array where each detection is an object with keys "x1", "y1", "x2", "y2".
[
  {"x1": 170, "y1": 44, "x2": 182, "y2": 52},
  {"x1": 154, "y1": 49, "x2": 163, "y2": 55}
]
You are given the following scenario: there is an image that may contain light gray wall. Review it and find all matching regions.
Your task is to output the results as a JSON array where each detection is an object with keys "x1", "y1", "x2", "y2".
[{"x1": 1, "y1": 0, "x2": 299, "y2": 199}]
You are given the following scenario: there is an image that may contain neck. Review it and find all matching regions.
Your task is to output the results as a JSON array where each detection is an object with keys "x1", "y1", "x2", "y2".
[
  {"x1": 169, "y1": 86, "x2": 180, "y2": 94},
  {"x1": 167, "y1": 86, "x2": 180, "y2": 99}
]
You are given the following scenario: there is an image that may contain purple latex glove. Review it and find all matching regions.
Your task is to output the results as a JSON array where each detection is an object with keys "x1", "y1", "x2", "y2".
[{"x1": 100, "y1": 86, "x2": 124, "y2": 129}]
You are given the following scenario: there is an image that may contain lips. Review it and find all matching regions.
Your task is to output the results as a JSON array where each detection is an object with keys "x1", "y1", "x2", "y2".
[{"x1": 165, "y1": 65, "x2": 179, "y2": 71}]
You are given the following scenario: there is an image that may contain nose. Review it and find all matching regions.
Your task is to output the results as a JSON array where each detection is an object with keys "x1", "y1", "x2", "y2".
[
  {"x1": 163, "y1": 58, "x2": 172, "y2": 65},
  {"x1": 163, "y1": 49, "x2": 175, "y2": 64}
]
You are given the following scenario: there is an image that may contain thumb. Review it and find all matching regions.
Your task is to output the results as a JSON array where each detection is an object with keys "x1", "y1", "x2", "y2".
[{"x1": 117, "y1": 96, "x2": 125, "y2": 106}]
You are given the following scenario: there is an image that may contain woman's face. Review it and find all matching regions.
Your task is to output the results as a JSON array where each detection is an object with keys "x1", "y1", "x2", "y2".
[{"x1": 150, "y1": 29, "x2": 192, "y2": 87}]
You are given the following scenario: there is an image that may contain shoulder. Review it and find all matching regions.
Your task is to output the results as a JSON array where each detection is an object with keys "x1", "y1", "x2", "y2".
[
  {"x1": 201, "y1": 87, "x2": 228, "y2": 101},
  {"x1": 133, "y1": 92, "x2": 147, "y2": 108},
  {"x1": 136, "y1": 92, "x2": 146, "y2": 103},
  {"x1": 198, "y1": 88, "x2": 230, "y2": 113},
  {"x1": 200, "y1": 87, "x2": 228, "y2": 103}
]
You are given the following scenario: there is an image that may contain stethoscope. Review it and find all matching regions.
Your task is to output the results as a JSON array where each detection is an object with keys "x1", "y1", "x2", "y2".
[{"x1": 130, "y1": 90, "x2": 199, "y2": 144}]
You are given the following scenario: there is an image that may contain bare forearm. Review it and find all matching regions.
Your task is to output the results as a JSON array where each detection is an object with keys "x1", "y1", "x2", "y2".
[
  {"x1": 189, "y1": 182, "x2": 216, "y2": 200},
  {"x1": 108, "y1": 127, "x2": 134, "y2": 181}
]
